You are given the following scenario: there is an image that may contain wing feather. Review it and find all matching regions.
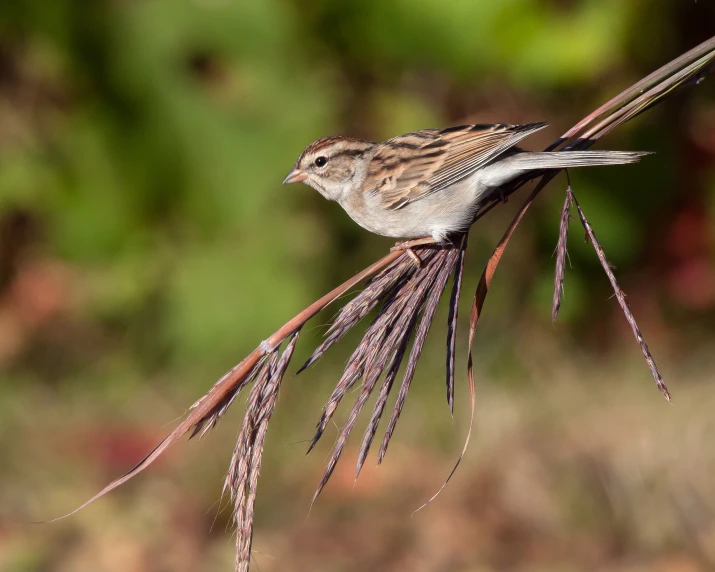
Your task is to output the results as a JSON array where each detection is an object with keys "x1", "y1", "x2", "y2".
[{"x1": 366, "y1": 122, "x2": 548, "y2": 209}]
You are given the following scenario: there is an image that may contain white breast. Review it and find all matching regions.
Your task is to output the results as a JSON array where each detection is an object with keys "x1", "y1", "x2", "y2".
[{"x1": 337, "y1": 157, "x2": 523, "y2": 242}]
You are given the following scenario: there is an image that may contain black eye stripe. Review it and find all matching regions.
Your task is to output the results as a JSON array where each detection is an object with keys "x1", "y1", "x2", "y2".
[{"x1": 329, "y1": 149, "x2": 364, "y2": 160}]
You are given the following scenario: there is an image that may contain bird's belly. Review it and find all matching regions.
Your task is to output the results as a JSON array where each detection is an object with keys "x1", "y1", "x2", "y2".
[{"x1": 339, "y1": 178, "x2": 489, "y2": 240}]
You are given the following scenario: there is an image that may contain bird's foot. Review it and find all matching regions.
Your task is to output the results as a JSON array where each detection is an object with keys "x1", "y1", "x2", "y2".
[{"x1": 390, "y1": 237, "x2": 437, "y2": 268}]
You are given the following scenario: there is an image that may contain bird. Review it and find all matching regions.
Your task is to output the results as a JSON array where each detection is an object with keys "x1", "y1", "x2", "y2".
[{"x1": 283, "y1": 122, "x2": 649, "y2": 260}]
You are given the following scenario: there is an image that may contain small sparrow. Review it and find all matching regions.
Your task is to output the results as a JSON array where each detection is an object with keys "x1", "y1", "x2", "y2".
[{"x1": 283, "y1": 123, "x2": 648, "y2": 252}]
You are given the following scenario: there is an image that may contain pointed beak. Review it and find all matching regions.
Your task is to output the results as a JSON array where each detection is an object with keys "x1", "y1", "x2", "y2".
[{"x1": 282, "y1": 168, "x2": 307, "y2": 185}]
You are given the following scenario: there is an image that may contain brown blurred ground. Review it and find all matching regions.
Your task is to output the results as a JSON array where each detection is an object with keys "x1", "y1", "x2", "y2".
[{"x1": 5, "y1": 348, "x2": 715, "y2": 571}]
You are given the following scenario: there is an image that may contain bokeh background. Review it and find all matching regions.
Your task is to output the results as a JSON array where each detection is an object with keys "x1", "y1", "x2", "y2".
[{"x1": 2, "y1": 1, "x2": 715, "y2": 571}]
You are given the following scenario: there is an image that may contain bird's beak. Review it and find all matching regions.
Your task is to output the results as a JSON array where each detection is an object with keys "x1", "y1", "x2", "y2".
[{"x1": 282, "y1": 168, "x2": 307, "y2": 185}]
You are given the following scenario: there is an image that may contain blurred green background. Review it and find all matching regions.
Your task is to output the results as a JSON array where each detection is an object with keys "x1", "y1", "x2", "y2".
[{"x1": 2, "y1": 1, "x2": 715, "y2": 571}]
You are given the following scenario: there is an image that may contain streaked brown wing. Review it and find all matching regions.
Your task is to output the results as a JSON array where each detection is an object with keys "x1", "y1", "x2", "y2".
[{"x1": 366, "y1": 122, "x2": 548, "y2": 210}]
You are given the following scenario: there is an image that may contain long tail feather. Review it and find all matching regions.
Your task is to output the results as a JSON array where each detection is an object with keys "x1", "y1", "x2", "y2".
[{"x1": 511, "y1": 150, "x2": 651, "y2": 169}]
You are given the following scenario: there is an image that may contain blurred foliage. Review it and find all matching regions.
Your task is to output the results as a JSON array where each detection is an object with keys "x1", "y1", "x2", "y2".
[{"x1": 1, "y1": 1, "x2": 715, "y2": 570}]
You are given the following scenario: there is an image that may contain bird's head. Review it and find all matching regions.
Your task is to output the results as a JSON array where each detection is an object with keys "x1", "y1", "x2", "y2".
[{"x1": 283, "y1": 136, "x2": 375, "y2": 202}]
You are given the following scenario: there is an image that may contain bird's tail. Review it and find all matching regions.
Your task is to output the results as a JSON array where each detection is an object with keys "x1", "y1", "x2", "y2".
[{"x1": 510, "y1": 150, "x2": 652, "y2": 170}]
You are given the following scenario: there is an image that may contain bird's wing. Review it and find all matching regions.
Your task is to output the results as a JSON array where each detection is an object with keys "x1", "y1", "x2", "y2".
[{"x1": 365, "y1": 122, "x2": 548, "y2": 210}]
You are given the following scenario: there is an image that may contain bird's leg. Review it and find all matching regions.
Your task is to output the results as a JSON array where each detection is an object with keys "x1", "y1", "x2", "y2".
[
  {"x1": 390, "y1": 236, "x2": 439, "y2": 250},
  {"x1": 390, "y1": 237, "x2": 437, "y2": 268}
]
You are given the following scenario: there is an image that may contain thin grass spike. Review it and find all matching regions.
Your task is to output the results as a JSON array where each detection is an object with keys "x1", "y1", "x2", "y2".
[
  {"x1": 227, "y1": 332, "x2": 300, "y2": 572},
  {"x1": 297, "y1": 257, "x2": 413, "y2": 372},
  {"x1": 307, "y1": 250, "x2": 440, "y2": 453},
  {"x1": 354, "y1": 268, "x2": 438, "y2": 478},
  {"x1": 310, "y1": 254, "x2": 442, "y2": 502},
  {"x1": 446, "y1": 235, "x2": 468, "y2": 414},
  {"x1": 354, "y1": 315, "x2": 415, "y2": 479},
  {"x1": 378, "y1": 249, "x2": 460, "y2": 464},
  {"x1": 552, "y1": 190, "x2": 573, "y2": 322},
  {"x1": 569, "y1": 190, "x2": 671, "y2": 401}
]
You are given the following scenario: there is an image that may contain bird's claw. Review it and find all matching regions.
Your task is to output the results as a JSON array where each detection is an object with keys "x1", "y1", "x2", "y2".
[{"x1": 390, "y1": 243, "x2": 422, "y2": 268}]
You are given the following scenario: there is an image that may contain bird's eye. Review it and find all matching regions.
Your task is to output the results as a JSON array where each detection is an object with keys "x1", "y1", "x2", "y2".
[{"x1": 314, "y1": 156, "x2": 328, "y2": 168}]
